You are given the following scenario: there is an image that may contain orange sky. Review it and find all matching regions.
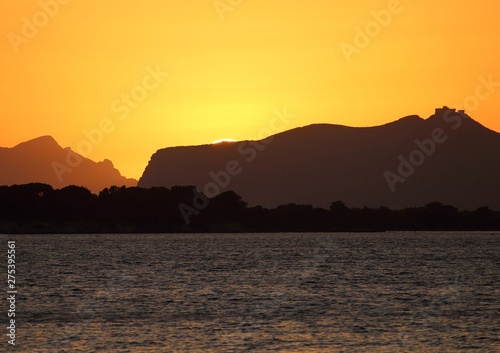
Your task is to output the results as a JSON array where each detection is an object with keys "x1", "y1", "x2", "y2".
[{"x1": 1, "y1": 0, "x2": 499, "y2": 179}]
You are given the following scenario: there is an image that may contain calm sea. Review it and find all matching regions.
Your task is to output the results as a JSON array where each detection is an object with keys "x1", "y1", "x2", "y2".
[{"x1": 2, "y1": 232, "x2": 499, "y2": 352}]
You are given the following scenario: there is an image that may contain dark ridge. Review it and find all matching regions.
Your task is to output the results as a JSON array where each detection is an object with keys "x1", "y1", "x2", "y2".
[{"x1": 139, "y1": 108, "x2": 500, "y2": 211}]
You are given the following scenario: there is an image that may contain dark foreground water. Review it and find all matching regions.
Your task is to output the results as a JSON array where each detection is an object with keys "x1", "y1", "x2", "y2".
[{"x1": 1, "y1": 232, "x2": 499, "y2": 352}]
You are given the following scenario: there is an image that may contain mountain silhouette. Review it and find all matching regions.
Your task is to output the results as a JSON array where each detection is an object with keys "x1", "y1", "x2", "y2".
[
  {"x1": 139, "y1": 108, "x2": 500, "y2": 210},
  {"x1": 0, "y1": 136, "x2": 137, "y2": 193}
]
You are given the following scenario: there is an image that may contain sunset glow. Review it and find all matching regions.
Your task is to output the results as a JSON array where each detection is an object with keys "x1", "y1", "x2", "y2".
[
  {"x1": 211, "y1": 138, "x2": 238, "y2": 144},
  {"x1": 1, "y1": 1, "x2": 499, "y2": 178}
]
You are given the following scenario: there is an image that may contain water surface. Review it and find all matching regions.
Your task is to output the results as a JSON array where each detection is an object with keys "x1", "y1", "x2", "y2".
[{"x1": 3, "y1": 232, "x2": 499, "y2": 352}]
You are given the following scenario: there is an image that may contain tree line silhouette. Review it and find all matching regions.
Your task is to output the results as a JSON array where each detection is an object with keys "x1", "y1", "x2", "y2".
[{"x1": 0, "y1": 183, "x2": 499, "y2": 233}]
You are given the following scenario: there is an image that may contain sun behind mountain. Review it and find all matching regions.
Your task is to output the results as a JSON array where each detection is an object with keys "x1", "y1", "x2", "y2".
[{"x1": 211, "y1": 138, "x2": 238, "y2": 144}]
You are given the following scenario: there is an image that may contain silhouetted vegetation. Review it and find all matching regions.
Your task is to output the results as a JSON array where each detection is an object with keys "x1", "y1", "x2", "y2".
[{"x1": 0, "y1": 184, "x2": 499, "y2": 233}]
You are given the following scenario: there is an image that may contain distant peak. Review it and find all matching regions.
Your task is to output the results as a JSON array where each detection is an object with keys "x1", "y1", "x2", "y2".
[
  {"x1": 32, "y1": 135, "x2": 56, "y2": 142},
  {"x1": 98, "y1": 159, "x2": 114, "y2": 168},
  {"x1": 398, "y1": 115, "x2": 424, "y2": 123},
  {"x1": 428, "y1": 106, "x2": 475, "y2": 123},
  {"x1": 430, "y1": 106, "x2": 468, "y2": 120},
  {"x1": 380, "y1": 115, "x2": 424, "y2": 128},
  {"x1": 15, "y1": 135, "x2": 61, "y2": 149}
]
